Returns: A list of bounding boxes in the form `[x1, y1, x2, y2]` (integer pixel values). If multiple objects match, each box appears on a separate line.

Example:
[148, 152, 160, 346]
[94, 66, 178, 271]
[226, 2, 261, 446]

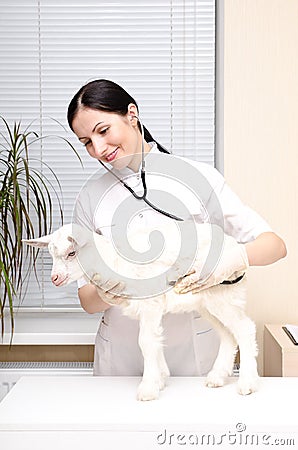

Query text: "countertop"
[0, 376, 297, 449]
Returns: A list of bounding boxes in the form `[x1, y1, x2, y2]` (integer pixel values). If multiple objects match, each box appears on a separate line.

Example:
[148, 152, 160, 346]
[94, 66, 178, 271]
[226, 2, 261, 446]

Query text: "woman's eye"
[67, 251, 76, 258]
[99, 127, 109, 135]
[83, 140, 92, 148]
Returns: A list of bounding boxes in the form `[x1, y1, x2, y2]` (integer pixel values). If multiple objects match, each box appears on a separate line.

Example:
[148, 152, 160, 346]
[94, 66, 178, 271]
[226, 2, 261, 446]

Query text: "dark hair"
[67, 79, 169, 153]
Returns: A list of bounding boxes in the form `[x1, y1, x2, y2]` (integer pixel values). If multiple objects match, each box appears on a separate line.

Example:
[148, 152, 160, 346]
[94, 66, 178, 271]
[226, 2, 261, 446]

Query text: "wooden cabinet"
[264, 324, 298, 376]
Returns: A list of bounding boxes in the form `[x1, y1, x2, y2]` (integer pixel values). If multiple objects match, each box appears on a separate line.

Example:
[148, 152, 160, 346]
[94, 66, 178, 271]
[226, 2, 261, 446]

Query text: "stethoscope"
[97, 117, 246, 287]
[98, 115, 184, 222]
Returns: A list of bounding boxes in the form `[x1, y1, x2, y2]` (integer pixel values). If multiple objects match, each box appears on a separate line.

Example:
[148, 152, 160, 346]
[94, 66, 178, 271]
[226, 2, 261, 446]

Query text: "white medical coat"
[74, 143, 272, 376]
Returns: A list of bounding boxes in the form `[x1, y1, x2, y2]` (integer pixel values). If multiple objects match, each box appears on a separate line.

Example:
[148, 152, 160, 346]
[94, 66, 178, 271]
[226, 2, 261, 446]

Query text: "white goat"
[24, 222, 259, 401]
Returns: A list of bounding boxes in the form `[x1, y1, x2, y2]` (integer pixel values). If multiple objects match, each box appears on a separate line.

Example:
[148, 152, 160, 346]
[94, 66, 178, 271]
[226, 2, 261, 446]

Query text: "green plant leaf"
[0, 117, 82, 338]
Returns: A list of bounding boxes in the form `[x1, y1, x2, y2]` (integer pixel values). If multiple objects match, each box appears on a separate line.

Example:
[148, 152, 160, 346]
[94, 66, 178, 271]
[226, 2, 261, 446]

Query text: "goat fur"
[23, 222, 259, 400]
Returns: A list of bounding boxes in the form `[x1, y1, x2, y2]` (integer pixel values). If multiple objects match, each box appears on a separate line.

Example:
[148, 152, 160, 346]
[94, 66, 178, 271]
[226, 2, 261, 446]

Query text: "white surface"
[0, 376, 296, 430]
[1, 332, 96, 345]
[1, 309, 100, 345]
[0, 376, 297, 450]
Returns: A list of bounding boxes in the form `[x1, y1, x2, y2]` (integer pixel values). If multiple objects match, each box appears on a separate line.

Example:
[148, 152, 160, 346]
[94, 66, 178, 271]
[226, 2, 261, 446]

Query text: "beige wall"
[223, 0, 298, 373]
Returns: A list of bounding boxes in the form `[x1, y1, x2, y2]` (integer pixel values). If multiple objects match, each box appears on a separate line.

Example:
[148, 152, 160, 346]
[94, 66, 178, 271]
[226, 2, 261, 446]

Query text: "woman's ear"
[127, 103, 139, 123]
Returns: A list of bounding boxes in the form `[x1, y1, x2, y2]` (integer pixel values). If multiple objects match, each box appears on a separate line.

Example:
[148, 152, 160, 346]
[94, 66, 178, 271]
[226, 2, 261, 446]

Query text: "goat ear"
[67, 234, 87, 248]
[65, 223, 91, 247]
[67, 235, 78, 246]
[22, 234, 53, 248]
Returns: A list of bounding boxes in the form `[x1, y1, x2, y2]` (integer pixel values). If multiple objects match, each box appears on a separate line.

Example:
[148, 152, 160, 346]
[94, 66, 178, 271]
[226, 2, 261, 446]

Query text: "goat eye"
[68, 251, 76, 258]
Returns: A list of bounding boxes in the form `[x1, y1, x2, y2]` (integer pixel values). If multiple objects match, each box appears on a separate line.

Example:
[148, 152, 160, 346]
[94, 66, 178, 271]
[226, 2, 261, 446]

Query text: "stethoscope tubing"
[98, 115, 183, 221]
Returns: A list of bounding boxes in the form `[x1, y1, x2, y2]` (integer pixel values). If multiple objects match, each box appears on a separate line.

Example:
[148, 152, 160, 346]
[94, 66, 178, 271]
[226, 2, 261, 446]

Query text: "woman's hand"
[174, 232, 287, 295]
[90, 273, 129, 306]
[174, 244, 249, 294]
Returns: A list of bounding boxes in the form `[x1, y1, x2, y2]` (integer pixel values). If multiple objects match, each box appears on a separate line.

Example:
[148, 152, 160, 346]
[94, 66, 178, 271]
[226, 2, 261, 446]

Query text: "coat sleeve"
[193, 162, 272, 243]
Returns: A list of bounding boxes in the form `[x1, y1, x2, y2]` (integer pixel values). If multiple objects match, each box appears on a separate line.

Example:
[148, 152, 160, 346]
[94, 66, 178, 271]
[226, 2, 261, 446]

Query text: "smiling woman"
[68, 78, 166, 171]
[0, 0, 216, 311]
[65, 77, 286, 379]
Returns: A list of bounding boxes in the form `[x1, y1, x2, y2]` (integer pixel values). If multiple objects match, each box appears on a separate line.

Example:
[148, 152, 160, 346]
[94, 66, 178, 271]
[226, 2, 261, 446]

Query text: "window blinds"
[0, 0, 215, 307]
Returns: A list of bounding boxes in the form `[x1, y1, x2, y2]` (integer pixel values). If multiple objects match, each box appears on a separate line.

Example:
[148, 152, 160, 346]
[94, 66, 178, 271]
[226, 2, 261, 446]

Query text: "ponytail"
[143, 126, 170, 154]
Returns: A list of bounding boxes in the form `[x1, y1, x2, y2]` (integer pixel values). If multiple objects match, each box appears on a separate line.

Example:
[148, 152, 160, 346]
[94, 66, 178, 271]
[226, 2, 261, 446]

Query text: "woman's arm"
[78, 277, 128, 314]
[245, 231, 287, 266]
[78, 284, 111, 314]
[174, 231, 287, 294]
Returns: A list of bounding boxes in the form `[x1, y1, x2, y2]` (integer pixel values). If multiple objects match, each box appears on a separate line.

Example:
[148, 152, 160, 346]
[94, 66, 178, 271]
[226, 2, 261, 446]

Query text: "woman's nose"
[91, 139, 108, 158]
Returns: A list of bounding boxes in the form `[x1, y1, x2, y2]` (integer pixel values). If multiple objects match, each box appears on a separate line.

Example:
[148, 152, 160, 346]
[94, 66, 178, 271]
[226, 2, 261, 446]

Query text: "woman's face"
[72, 105, 147, 171]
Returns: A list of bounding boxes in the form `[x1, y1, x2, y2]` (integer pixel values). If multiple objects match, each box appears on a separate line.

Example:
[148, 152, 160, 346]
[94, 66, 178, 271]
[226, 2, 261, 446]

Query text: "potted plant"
[0, 117, 81, 340]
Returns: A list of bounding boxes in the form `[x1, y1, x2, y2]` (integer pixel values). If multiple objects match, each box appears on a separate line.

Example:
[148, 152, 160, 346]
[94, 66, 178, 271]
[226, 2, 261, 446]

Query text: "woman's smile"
[105, 147, 119, 163]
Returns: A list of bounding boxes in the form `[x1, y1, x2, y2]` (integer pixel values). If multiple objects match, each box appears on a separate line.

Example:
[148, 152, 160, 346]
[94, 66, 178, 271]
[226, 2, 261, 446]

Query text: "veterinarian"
[67, 79, 287, 376]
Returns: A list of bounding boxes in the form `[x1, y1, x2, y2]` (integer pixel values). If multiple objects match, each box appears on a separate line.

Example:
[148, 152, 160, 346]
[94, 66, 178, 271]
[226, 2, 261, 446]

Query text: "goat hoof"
[205, 370, 225, 388]
[137, 381, 160, 401]
[159, 376, 168, 391]
[161, 366, 170, 378]
[159, 370, 170, 390]
[237, 376, 259, 395]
